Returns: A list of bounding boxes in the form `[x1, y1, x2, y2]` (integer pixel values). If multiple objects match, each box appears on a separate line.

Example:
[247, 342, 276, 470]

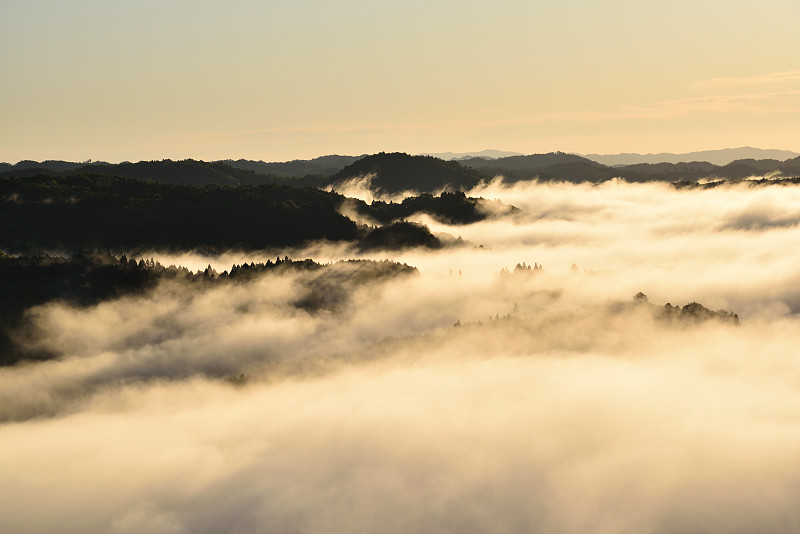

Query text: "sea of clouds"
[3, 180, 800, 533]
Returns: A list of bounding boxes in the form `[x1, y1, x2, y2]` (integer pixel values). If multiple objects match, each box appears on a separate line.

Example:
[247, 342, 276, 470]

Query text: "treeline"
[630, 292, 739, 325]
[660, 301, 739, 324]
[0, 251, 418, 366]
[0, 156, 364, 183]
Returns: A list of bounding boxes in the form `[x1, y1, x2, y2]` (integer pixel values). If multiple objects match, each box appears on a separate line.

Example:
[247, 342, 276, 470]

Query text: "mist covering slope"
[3, 173, 800, 533]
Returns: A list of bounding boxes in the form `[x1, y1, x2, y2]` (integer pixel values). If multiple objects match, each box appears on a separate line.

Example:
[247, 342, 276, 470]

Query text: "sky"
[2, 0, 800, 163]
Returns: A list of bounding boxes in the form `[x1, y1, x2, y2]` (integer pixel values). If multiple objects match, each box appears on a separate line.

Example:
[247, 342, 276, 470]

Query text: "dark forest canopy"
[0, 174, 514, 254]
[0, 174, 360, 252]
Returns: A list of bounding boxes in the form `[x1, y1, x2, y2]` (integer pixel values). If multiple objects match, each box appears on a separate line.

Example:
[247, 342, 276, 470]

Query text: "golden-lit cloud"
[3, 182, 800, 532]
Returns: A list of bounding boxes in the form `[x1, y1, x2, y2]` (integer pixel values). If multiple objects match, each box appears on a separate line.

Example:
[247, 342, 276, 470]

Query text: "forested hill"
[458, 152, 800, 183]
[0, 160, 89, 173]
[0, 174, 359, 252]
[0, 159, 325, 187]
[0, 157, 363, 186]
[460, 152, 597, 171]
[459, 152, 616, 183]
[78, 160, 275, 186]
[617, 157, 800, 182]
[220, 155, 363, 177]
[324, 152, 489, 194]
[0, 174, 517, 254]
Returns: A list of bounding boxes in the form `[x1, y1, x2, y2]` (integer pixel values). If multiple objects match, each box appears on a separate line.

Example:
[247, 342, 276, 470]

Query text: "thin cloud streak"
[621, 90, 800, 118]
[169, 90, 800, 153]
[694, 69, 800, 89]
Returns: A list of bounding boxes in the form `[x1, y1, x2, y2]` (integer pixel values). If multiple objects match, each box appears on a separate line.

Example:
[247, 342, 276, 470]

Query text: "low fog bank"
[402, 179, 800, 318]
[3, 308, 800, 533]
[150, 179, 800, 319]
[4, 180, 800, 532]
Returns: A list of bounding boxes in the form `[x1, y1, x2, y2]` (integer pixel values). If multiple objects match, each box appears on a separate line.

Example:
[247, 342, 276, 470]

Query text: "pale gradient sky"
[2, 0, 799, 163]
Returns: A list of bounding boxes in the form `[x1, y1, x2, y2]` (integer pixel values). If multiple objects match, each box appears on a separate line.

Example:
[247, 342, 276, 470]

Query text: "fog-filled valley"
[3, 175, 800, 533]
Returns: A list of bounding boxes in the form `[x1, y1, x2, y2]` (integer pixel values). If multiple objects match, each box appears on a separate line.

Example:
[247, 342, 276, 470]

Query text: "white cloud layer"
[3, 180, 800, 533]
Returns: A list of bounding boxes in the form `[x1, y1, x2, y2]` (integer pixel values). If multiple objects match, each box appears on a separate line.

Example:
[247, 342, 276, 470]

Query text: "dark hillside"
[460, 152, 630, 182]
[460, 152, 595, 171]
[221, 155, 363, 177]
[779, 157, 800, 176]
[0, 160, 305, 187]
[617, 161, 717, 181]
[76, 159, 275, 186]
[325, 153, 488, 194]
[3, 160, 93, 172]
[0, 174, 359, 253]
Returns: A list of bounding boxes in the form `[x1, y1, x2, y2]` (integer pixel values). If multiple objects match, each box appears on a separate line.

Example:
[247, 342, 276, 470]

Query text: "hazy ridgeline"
[3, 180, 800, 533]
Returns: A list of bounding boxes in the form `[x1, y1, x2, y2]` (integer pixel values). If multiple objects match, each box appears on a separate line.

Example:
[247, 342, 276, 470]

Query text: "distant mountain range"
[3, 148, 800, 194]
[419, 150, 524, 161]
[582, 147, 800, 166]
[0, 155, 370, 185]
[458, 152, 800, 184]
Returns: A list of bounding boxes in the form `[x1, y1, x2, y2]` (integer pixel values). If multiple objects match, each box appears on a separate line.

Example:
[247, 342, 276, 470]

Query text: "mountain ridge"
[418, 150, 524, 160]
[582, 147, 800, 166]
[4, 150, 800, 193]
